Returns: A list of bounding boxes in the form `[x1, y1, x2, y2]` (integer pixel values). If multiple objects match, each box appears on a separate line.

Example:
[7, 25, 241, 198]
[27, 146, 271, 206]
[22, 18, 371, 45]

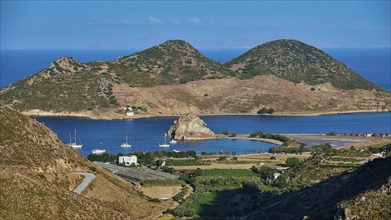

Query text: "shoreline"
[23, 109, 391, 120]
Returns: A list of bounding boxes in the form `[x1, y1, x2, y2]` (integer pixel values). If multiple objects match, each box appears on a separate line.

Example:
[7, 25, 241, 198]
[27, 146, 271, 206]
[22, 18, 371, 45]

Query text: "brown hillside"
[0, 103, 172, 219]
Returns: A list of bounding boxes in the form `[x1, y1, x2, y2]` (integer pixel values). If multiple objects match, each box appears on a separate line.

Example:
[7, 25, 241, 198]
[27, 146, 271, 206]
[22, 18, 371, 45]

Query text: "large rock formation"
[168, 113, 215, 140]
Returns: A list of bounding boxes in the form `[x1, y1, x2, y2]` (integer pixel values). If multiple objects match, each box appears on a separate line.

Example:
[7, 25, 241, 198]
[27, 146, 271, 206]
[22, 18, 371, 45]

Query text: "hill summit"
[225, 39, 382, 90]
[112, 39, 235, 87]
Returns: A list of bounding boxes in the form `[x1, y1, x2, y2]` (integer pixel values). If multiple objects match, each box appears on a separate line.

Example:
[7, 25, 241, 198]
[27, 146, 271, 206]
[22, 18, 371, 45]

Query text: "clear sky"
[1, 1, 390, 49]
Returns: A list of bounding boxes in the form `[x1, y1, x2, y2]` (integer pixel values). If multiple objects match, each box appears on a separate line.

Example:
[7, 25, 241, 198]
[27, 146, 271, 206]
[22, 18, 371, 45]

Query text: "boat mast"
[69, 132, 72, 144]
[74, 129, 77, 144]
[126, 130, 128, 144]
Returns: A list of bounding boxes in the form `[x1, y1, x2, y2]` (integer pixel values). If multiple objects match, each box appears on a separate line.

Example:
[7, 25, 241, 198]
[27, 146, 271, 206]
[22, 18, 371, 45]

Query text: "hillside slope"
[0, 103, 171, 219]
[245, 155, 391, 219]
[225, 39, 383, 90]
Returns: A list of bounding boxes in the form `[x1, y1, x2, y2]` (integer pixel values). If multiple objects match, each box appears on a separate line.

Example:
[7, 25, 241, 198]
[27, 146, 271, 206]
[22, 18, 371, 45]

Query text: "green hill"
[111, 39, 236, 87]
[225, 39, 383, 90]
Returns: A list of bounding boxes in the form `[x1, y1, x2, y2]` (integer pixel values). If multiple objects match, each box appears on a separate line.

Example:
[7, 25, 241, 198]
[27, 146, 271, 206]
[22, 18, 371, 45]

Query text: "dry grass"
[141, 185, 182, 199]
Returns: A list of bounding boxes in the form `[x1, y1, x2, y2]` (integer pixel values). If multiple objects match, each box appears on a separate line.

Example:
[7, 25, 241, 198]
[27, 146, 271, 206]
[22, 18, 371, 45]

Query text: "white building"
[119, 155, 138, 166]
[273, 173, 281, 179]
[124, 106, 134, 116]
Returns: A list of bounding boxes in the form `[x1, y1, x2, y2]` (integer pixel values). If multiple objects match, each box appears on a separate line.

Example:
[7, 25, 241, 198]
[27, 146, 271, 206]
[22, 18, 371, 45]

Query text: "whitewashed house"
[124, 106, 134, 116]
[119, 155, 138, 166]
[273, 173, 281, 179]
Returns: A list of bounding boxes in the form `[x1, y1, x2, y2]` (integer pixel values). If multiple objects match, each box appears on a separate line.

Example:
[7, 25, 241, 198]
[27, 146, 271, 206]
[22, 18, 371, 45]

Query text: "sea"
[1, 48, 391, 156]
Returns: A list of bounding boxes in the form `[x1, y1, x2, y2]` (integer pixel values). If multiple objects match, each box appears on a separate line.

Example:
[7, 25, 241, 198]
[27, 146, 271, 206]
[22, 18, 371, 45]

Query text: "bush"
[312, 143, 333, 153]
[257, 107, 274, 114]
[285, 157, 301, 167]
[272, 175, 287, 188]
[368, 146, 381, 154]
[229, 133, 237, 137]
[218, 156, 227, 161]
[223, 130, 229, 135]
[242, 181, 259, 193]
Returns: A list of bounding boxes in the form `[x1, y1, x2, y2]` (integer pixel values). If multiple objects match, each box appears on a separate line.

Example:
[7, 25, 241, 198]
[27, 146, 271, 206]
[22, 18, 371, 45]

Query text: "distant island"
[1, 39, 390, 119]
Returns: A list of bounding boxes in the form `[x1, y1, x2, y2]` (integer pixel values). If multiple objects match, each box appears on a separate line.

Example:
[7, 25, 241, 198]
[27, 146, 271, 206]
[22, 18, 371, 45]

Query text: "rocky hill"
[0, 39, 390, 117]
[112, 40, 236, 87]
[168, 113, 215, 140]
[225, 39, 383, 90]
[0, 103, 172, 219]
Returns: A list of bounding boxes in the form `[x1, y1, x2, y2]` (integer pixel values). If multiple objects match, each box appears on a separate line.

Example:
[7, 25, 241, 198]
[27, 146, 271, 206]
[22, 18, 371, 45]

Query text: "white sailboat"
[121, 130, 132, 148]
[68, 129, 83, 148]
[170, 139, 177, 144]
[159, 133, 170, 148]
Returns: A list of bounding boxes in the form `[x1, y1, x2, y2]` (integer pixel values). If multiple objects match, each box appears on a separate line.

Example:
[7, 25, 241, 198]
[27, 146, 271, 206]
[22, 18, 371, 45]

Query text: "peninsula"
[1, 39, 390, 119]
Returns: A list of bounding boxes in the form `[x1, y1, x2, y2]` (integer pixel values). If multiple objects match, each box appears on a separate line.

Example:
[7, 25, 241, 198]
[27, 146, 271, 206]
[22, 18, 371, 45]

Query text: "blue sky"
[1, 1, 390, 49]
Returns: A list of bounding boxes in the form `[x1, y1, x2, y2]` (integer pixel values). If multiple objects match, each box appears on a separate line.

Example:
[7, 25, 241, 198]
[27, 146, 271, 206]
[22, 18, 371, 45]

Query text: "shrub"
[368, 146, 381, 154]
[242, 181, 259, 193]
[229, 133, 237, 137]
[218, 156, 227, 161]
[223, 130, 229, 135]
[257, 107, 274, 114]
[285, 157, 301, 167]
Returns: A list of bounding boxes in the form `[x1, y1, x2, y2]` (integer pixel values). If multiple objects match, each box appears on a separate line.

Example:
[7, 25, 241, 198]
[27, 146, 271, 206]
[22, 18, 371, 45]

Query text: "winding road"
[72, 172, 96, 195]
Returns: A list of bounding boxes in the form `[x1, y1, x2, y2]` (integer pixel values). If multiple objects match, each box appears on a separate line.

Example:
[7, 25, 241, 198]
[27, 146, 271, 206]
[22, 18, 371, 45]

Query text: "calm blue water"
[35, 116, 276, 156]
[1, 48, 390, 91]
[35, 112, 391, 156]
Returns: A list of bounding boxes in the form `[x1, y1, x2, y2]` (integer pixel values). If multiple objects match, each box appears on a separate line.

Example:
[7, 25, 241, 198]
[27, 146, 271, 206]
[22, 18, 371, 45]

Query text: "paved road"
[93, 162, 176, 182]
[72, 172, 96, 194]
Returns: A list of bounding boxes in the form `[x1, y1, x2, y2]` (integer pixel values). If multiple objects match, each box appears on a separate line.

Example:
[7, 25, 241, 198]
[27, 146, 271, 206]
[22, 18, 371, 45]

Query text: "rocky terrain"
[0, 103, 172, 219]
[0, 39, 390, 118]
[168, 113, 215, 140]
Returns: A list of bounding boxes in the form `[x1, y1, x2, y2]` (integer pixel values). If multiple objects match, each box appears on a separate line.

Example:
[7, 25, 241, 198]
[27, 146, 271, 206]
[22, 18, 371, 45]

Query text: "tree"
[258, 166, 275, 183]
[285, 157, 301, 167]
[273, 175, 287, 188]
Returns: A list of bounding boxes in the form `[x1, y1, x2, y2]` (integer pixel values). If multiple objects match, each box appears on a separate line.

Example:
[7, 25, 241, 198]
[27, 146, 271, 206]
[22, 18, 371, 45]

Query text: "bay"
[35, 112, 391, 156]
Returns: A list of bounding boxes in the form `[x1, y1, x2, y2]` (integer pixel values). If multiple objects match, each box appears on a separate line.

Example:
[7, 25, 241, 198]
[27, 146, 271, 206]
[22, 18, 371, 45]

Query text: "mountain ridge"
[0, 39, 390, 117]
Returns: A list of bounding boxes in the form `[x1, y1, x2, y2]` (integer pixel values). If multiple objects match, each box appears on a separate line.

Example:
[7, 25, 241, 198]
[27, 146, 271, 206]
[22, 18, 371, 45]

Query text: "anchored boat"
[121, 130, 132, 148]
[68, 129, 83, 148]
[159, 133, 170, 148]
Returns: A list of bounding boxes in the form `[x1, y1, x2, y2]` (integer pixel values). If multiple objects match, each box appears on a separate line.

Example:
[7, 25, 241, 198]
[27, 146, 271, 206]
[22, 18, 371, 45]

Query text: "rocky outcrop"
[168, 113, 215, 140]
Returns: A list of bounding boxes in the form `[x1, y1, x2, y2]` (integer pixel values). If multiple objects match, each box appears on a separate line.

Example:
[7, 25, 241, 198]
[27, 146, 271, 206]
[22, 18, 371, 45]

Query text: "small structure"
[119, 155, 138, 166]
[273, 173, 281, 179]
[124, 106, 134, 116]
